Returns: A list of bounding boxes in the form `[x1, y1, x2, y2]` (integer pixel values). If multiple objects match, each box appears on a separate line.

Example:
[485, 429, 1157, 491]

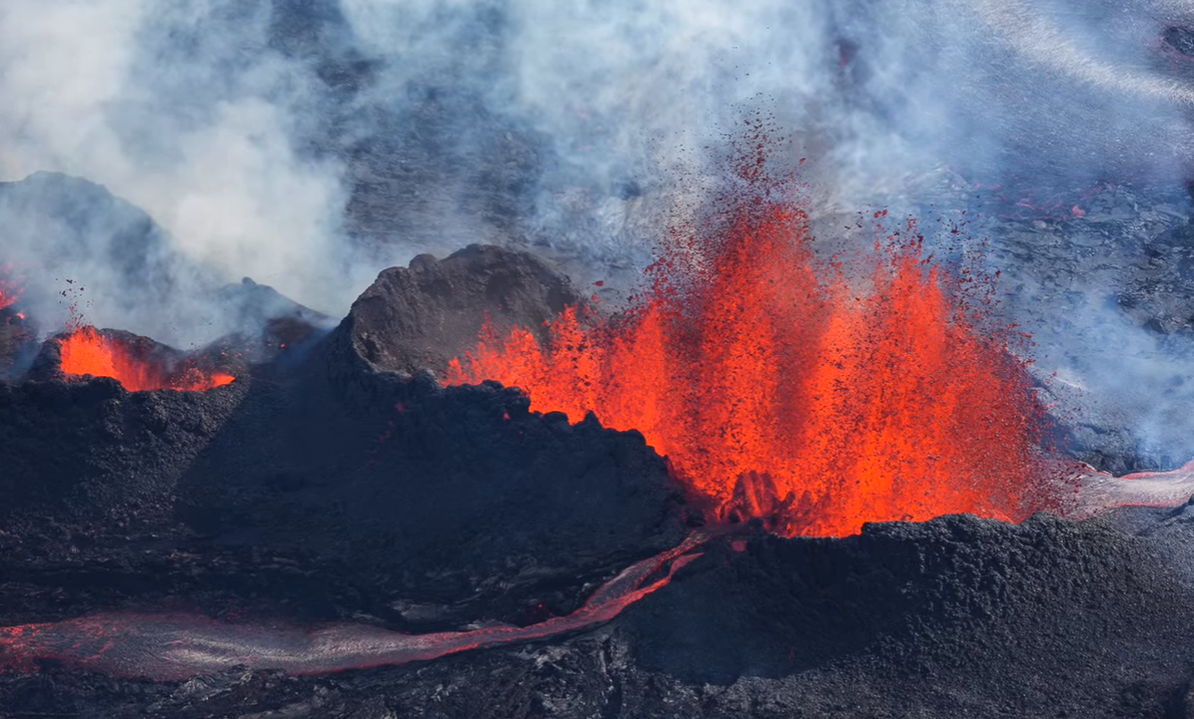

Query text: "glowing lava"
[58, 326, 235, 392]
[0, 532, 707, 680]
[449, 199, 1046, 537]
[0, 265, 22, 312]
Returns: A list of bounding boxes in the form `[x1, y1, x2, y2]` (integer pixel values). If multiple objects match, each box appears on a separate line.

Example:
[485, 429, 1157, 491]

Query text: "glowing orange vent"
[448, 200, 1044, 537]
[59, 326, 234, 392]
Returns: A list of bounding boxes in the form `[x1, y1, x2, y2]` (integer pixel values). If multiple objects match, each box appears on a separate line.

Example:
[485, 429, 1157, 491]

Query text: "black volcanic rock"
[0, 373, 246, 531]
[340, 244, 582, 375]
[0, 328, 247, 538]
[622, 515, 1194, 695]
[4, 515, 1194, 718]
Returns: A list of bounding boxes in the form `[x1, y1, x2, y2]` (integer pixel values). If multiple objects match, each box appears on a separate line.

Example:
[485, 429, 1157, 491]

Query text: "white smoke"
[0, 0, 346, 345]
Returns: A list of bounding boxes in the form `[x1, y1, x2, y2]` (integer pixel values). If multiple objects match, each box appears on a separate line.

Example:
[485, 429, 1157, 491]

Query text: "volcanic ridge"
[1, 221, 1194, 717]
[5, 154, 1194, 717]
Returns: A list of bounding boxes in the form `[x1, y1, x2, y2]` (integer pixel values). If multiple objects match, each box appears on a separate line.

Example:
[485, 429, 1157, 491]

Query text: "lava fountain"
[58, 326, 235, 392]
[449, 183, 1049, 537]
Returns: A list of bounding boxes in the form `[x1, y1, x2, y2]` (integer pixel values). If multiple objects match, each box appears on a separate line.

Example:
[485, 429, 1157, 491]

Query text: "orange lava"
[448, 198, 1045, 537]
[0, 265, 22, 311]
[59, 326, 235, 392]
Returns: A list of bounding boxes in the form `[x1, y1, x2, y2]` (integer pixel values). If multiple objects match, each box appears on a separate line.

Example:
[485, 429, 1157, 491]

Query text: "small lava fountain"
[58, 326, 235, 392]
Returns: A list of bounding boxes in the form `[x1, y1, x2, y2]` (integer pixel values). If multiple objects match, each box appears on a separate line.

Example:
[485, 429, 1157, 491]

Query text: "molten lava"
[0, 265, 22, 312]
[58, 326, 235, 392]
[449, 200, 1046, 537]
[0, 532, 707, 680]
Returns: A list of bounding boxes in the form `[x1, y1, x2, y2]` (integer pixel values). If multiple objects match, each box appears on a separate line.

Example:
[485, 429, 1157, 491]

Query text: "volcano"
[4, 214, 1194, 717]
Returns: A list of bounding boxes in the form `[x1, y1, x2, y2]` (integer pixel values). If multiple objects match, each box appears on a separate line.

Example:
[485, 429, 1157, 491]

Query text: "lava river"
[0, 533, 707, 681]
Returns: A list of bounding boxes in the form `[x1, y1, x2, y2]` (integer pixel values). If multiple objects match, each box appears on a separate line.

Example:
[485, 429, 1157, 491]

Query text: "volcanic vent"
[449, 188, 1050, 537]
[52, 326, 235, 392]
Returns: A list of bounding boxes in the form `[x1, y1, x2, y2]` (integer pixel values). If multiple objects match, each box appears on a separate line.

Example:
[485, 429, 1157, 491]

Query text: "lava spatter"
[58, 326, 235, 392]
[448, 166, 1047, 537]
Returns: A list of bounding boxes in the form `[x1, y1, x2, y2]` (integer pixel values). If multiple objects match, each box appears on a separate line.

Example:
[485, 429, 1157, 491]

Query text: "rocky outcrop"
[338, 244, 582, 376]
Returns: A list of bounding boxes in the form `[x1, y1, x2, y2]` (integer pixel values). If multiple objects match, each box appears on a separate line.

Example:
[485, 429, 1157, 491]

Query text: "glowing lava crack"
[0, 533, 707, 681]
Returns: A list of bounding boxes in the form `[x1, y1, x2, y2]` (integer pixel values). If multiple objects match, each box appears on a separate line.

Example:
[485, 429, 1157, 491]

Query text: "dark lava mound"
[342, 244, 582, 376]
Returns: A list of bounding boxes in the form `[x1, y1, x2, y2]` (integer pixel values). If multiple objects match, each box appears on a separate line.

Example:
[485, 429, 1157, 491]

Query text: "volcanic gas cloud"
[59, 326, 234, 392]
[449, 170, 1047, 537]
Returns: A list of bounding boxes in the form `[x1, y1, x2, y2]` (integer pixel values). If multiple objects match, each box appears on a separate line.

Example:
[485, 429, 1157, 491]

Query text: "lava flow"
[0, 533, 707, 681]
[449, 186, 1047, 537]
[58, 326, 234, 392]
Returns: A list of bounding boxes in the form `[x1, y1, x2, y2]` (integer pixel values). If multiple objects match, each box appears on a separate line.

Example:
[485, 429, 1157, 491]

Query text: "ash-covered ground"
[5, 180, 1194, 717]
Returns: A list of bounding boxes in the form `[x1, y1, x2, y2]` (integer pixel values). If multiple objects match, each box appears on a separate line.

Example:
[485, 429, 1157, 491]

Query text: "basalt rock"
[0, 374, 246, 532]
[339, 244, 582, 376]
[0, 332, 247, 533]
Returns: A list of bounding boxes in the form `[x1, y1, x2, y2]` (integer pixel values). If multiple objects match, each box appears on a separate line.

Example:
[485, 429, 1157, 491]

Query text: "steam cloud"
[4, 0, 1194, 463]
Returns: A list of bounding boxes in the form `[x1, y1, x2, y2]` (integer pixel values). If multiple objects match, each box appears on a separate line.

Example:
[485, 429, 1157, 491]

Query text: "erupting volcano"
[58, 326, 235, 392]
[449, 176, 1048, 537]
